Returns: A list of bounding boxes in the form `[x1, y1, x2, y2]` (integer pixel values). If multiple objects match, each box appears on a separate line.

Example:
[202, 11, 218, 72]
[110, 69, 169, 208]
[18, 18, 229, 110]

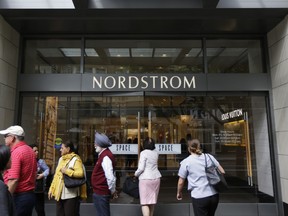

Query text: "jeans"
[93, 193, 111, 216]
[14, 191, 35, 216]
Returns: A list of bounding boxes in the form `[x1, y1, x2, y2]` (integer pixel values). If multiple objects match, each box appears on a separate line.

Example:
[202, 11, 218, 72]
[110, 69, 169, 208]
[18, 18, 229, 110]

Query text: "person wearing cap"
[0, 125, 37, 216]
[48, 140, 87, 216]
[91, 132, 117, 216]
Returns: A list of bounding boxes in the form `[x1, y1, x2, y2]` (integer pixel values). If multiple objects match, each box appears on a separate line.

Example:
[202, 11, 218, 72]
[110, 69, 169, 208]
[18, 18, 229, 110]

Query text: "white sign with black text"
[109, 144, 181, 155]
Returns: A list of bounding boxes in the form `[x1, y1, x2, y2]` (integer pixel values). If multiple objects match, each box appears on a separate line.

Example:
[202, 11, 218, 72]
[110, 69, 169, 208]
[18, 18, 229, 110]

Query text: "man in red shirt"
[0, 125, 37, 216]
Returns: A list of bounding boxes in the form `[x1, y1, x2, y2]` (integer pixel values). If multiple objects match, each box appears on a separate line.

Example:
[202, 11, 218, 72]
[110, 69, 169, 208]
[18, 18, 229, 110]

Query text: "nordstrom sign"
[92, 74, 196, 91]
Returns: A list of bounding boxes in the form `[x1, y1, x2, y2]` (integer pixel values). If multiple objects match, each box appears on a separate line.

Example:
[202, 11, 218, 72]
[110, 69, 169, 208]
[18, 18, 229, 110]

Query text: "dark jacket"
[0, 178, 16, 216]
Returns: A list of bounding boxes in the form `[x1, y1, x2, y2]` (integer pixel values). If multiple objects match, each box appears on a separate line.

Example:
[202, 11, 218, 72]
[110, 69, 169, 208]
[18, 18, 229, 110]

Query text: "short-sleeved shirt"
[4, 141, 37, 193]
[178, 153, 219, 199]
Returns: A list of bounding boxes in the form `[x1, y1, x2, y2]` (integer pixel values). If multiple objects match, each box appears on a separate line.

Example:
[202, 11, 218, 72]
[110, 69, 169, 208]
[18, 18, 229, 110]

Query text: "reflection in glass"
[206, 39, 263, 73]
[23, 39, 81, 74]
[20, 94, 274, 204]
[22, 38, 265, 74]
[84, 40, 203, 74]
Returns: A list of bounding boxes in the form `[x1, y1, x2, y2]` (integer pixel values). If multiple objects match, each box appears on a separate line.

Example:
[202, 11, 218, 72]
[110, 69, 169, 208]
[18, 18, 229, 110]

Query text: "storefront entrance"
[21, 92, 275, 208]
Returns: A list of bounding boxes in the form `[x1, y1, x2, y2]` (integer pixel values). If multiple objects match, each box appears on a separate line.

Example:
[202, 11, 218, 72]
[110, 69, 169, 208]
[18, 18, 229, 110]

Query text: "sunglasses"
[4, 134, 12, 138]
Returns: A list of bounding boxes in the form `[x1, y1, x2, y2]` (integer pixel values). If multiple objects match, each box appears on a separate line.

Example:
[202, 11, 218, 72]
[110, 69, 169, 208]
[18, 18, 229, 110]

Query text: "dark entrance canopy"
[0, 0, 288, 35]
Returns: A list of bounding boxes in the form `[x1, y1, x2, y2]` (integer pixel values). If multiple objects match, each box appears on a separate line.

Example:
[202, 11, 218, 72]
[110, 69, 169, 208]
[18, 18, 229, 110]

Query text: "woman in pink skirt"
[134, 137, 162, 216]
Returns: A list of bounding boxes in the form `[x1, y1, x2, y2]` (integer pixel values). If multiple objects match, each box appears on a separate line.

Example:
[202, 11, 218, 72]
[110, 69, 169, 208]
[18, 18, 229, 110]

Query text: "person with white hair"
[91, 132, 117, 216]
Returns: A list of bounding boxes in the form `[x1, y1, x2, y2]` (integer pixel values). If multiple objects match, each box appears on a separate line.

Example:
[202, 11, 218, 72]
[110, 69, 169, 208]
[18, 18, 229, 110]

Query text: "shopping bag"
[122, 176, 139, 198]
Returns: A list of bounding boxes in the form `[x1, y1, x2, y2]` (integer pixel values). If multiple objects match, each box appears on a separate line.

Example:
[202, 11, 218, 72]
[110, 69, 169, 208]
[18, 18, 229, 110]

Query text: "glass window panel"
[21, 93, 274, 206]
[85, 48, 98, 57]
[23, 39, 81, 74]
[131, 48, 153, 57]
[206, 39, 264, 73]
[60, 48, 81, 57]
[84, 40, 203, 74]
[154, 48, 181, 57]
[108, 48, 130, 57]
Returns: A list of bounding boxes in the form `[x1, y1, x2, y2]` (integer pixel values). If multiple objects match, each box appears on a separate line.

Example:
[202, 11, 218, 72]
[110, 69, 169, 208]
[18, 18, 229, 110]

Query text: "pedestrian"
[0, 144, 16, 216]
[29, 144, 50, 216]
[176, 139, 225, 216]
[91, 132, 117, 216]
[48, 140, 87, 216]
[134, 137, 162, 216]
[0, 125, 37, 216]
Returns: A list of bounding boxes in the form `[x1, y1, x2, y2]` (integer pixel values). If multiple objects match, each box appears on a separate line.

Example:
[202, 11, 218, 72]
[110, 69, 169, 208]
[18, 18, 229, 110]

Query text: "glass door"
[21, 93, 274, 204]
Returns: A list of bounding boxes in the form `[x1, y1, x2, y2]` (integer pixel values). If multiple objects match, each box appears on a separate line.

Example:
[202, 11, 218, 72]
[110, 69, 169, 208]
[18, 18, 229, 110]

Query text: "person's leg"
[191, 196, 209, 216]
[208, 194, 219, 216]
[56, 200, 65, 216]
[35, 192, 46, 216]
[141, 205, 150, 216]
[93, 193, 111, 216]
[63, 197, 80, 216]
[14, 192, 35, 216]
[149, 204, 155, 216]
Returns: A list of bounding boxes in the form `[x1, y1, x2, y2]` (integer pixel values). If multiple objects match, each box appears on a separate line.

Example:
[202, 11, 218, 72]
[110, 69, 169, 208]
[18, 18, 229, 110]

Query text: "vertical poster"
[43, 97, 58, 171]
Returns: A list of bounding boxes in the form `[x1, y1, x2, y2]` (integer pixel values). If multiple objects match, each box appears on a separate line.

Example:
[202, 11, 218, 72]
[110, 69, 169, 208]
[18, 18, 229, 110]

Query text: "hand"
[176, 192, 182, 200]
[48, 191, 53, 200]
[36, 173, 44, 180]
[61, 167, 67, 174]
[112, 191, 118, 199]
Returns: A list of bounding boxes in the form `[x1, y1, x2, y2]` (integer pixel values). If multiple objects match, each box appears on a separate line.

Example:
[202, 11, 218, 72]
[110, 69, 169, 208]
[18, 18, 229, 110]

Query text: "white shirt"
[99, 148, 116, 193]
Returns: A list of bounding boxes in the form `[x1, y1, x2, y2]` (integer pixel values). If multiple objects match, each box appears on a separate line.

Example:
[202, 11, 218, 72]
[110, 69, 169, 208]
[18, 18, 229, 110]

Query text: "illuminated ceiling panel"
[85, 48, 98, 57]
[131, 48, 153, 57]
[60, 48, 81, 57]
[0, 0, 75, 9]
[185, 48, 203, 57]
[154, 48, 181, 57]
[108, 48, 130, 57]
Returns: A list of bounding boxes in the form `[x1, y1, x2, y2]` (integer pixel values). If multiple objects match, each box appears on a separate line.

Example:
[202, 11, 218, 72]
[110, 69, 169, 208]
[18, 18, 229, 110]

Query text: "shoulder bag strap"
[206, 153, 217, 168]
[65, 155, 76, 168]
[65, 155, 87, 180]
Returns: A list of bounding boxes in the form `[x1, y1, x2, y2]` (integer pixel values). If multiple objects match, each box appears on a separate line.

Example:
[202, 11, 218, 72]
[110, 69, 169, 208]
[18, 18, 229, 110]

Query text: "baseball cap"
[0, 125, 25, 137]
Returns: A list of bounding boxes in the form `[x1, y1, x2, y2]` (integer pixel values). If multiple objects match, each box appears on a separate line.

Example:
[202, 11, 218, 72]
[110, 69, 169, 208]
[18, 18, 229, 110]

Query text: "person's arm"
[209, 154, 225, 174]
[37, 159, 50, 179]
[48, 157, 62, 200]
[176, 177, 185, 200]
[7, 179, 18, 194]
[134, 152, 147, 177]
[102, 156, 116, 194]
[6, 151, 21, 194]
[40, 159, 50, 177]
[218, 165, 225, 174]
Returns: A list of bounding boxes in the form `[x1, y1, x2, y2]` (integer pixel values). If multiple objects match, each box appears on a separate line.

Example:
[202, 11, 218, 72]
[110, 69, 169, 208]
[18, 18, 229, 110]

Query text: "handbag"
[204, 154, 228, 192]
[122, 176, 139, 199]
[35, 178, 45, 193]
[63, 156, 87, 188]
[64, 174, 86, 188]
